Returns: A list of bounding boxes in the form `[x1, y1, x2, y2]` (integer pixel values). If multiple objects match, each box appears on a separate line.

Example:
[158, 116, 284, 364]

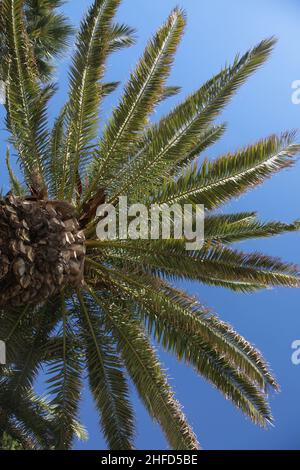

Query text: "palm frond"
[77, 290, 135, 450]
[45, 104, 66, 197]
[85, 8, 186, 200]
[3, 0, 51, 190]
[5, 147, 26, 196]
[159, 85, 182, 103]
[1, 422, 35, 449]
[85, 267, 275, 425]
[101, 81, 120, 97]
[24, 0, 74, 81]
[205, 213, 300, 245]
[57, 0, 122, 201]
[1, 300, 61, 394]
[87, 264, 276, 390]
[108, 22, 136, 52]
[89, 288, 200, 450]
[154, 132, 300, 208]
[113, 124, 226, 203]
[106, 38, 276, 202]
[1, 1, 300, 450]
[0, 388, 56, 449]
[46, 296, 84, 450]
[89, 238, 300, 291]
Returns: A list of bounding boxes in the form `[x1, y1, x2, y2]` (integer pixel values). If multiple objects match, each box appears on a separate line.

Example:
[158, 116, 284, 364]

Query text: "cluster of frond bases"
[0, 194, 86, 307]
[0, 0, 300, 450]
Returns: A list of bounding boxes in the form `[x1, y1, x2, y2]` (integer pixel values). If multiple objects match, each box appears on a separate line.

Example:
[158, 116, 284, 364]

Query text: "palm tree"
[23, 0, 74, 81]
[0, 0, 74, 82]
[0, 0, 299, 450]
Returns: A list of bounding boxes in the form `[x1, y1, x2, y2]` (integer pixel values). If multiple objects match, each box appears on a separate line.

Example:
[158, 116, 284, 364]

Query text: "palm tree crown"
[0, 0, 299, 450]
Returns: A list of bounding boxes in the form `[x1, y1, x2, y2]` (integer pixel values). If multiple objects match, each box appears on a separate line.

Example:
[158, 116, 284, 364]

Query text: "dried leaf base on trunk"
[0, 194, 86, 307]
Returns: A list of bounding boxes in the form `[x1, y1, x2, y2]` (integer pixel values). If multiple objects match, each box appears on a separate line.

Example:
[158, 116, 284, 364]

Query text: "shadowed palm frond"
[45, 295, 85, 450]
[24, 0, 74, 81]
[77, 291, 135, 450]
[86, 263, 278, 424]
[89, 288, 201, 450]
[0, 385, 56, 449]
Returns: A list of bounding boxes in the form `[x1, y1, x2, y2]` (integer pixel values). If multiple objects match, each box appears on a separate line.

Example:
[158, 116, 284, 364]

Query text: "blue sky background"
[1, 0, 300, 450]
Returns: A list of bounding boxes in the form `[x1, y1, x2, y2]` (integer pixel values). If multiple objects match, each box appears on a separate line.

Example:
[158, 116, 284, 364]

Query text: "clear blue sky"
[1, 0, 300, 450]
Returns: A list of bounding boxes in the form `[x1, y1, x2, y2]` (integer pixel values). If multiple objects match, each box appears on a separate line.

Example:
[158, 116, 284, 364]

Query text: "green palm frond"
[88, 237, 300, 291]
[0, 363, 56, 449]
[170, 123, 226, 173]
[159, 85, 182, 102]
[5, 306, 60, 393]
[113, 124, 226, 203]
[105, 38, 275, 202]
[0, 298, 61, 447]
[1, 390, 55, 449]
[205, 213, 300, 244]
[1, 425, 33, 449]
[87, 263, 277, 390]
[147, 282, 278, 392]
[85, 8, 186, 200]
[89, 288, 200, 450]
[57, 0, 122, 200]
[77, 291, 135, 450]
[85, 264, 276, 425]
[3, 0, 51, 190]
[101, 81, 120, 96]
[46, 296, 84, 450]
[153, 132, 300, 208]
[5, 147, 26, 196]
[45, 104, 66, 196]
[108, 22, 136, 52]
[24, 0, 74, 81]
